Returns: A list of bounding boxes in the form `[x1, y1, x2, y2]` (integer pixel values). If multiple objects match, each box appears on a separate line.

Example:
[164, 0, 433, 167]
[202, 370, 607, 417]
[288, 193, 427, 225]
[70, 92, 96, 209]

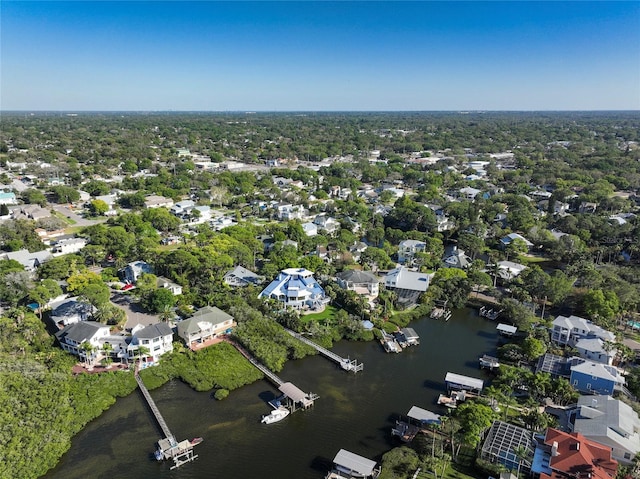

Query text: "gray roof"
[336, 270, 380, 284]
[177, 306, 234, 336]
[51, 299, 93, 319]
[332, 449, 377, 476]
[278, 382, 309, 403]
[407, 406, 441, 424]
[134, 322, 173, 340]
[444, 372, 484, 391]
[55, 321, 108, 343]
[384, 267, 430, 292]
[224, 265, 262, 284]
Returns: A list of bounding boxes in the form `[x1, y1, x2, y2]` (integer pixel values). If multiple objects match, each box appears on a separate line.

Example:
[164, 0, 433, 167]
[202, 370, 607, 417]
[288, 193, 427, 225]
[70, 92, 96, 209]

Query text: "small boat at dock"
[261, 406, 290, 424]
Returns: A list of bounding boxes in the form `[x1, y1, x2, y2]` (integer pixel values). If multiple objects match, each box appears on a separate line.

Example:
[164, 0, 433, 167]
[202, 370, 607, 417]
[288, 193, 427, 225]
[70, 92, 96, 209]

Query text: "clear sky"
[2, 1, 639, 111]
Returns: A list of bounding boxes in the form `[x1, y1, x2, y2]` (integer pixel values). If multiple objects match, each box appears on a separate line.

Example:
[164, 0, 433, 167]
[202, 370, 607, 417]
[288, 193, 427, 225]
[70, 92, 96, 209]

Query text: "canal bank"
[44, 308, 499, 479]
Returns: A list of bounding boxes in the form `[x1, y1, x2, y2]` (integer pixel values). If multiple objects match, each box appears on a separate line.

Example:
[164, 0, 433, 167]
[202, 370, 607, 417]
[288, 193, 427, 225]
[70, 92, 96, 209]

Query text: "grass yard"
[301, 305, 338, 323]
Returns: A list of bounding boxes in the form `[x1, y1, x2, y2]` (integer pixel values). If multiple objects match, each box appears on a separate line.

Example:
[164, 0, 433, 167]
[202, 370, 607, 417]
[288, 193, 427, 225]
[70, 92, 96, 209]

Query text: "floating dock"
[479, 306, 502, 320]
[285, 328, 363, 372]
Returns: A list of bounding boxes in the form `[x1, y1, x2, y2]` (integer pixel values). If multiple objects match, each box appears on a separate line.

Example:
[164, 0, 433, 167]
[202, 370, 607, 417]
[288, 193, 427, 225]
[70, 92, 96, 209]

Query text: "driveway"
[52, 204, 106, 227]
[111, 291, 160, 332]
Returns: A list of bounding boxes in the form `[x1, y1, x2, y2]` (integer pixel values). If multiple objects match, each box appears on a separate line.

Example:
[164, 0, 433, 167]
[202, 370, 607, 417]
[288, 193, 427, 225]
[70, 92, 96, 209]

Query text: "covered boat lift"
[444, 372, 484, 394]
[279, 382, 318, 410]
[497, 323, 517, 337]
[326, 449, 381, 479]
[407, 406, 441, 425]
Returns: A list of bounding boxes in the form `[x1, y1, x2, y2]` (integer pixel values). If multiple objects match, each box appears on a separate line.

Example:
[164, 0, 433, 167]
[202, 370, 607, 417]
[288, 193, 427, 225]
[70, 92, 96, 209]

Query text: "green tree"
[453, 401, 495, 448]
[89, 199, 109, 216]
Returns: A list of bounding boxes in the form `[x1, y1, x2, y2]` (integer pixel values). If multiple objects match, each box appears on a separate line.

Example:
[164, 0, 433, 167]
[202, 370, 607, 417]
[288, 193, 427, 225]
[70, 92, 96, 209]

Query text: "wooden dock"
[135, 371, 199, 469]
[285, 328, 363, 372]
[228, 339, 319, 411]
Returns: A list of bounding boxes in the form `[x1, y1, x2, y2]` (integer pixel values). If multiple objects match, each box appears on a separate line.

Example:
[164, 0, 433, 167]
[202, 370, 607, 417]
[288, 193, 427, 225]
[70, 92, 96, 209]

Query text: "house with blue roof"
[569, 360, 625, 396]
[258, 268, 329, 310]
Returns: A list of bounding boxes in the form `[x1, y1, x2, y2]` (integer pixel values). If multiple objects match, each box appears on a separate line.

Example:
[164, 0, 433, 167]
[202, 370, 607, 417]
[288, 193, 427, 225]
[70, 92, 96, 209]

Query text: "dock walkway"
[135, 370, 199, 469]
[135, 371, 174, 442]
[284, 328, 363, 372]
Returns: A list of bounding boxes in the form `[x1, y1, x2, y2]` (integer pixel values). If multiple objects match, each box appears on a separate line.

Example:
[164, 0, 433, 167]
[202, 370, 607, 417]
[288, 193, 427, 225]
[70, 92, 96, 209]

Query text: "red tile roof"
[540, 428, 617, 479]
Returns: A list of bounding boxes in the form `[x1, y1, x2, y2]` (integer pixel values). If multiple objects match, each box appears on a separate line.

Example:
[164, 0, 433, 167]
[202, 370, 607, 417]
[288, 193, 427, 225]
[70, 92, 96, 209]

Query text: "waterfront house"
[480, 421, 535, 474]
[129, 322, 174, 364]
[301, 222, 318, 237]
[550, 315, 615, 348]
[223, 265, 264, 288]
[123, 260, 153, 284]
[177, 306, 236, 349]
[496, 260, 527, 281]
[258, 268, 329, 310]
[569, 395, 640, 465]
[575, 337, 616, 365]
[383, 267, 430, 306]
[569, 360, 625, 396]
[55, 321, 111, 363]
[335, 269, 380, 300]
[531, 428, 617, 479]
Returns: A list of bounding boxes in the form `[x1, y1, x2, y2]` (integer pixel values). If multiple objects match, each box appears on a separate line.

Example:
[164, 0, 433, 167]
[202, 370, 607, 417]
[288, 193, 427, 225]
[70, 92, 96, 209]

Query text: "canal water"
[44, 309, 499, 479]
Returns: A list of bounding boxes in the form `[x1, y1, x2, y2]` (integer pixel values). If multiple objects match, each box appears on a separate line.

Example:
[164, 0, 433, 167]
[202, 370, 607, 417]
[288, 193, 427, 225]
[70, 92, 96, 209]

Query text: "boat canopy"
[444, 372, 484, 392]
[407, 406, 441, 424]
[332, 449, 377, 477]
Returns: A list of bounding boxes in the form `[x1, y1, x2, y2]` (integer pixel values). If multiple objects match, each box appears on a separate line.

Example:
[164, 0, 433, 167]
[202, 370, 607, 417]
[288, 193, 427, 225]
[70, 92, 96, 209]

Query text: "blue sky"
[2, 1, 639, 111]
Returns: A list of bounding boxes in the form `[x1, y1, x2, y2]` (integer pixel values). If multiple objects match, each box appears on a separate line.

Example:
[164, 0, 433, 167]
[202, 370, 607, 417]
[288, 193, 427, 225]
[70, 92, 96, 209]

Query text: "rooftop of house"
[134, 322, 173, 340]
[55, 321, 109, 343]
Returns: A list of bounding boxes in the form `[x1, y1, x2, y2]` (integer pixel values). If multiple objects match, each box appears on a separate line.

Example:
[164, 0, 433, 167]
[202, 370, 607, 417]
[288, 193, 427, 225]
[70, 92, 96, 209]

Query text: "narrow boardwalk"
[135, 371, 174, 441]
[284, 328, 363, 372]
[226, 339, 284, 386]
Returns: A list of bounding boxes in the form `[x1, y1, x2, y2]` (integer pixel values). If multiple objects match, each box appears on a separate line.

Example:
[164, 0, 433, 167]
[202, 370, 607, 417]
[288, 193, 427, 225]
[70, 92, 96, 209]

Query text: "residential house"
[313, 214, 341, 234]
[13, 204, 51, 221]
[435, 213, 456, 232]
[496, 261, 528, 281]
[575, 337, 616, 365]
[258, 268, 329, 310]
[177, 306, 236, 349]
[1, 249, 53, 273]
[459, 186, 482, 200]
[301, 222, 318, 237]
[129, 322, 174, 364]
[94, 194, 118, 215]
[383, 267, 430, 306]
[144, 195, 174, 209]
[500, 233, 534, 250]
[50, 297, 95, 327]
[123, 260, 153, 284]
[443, 247, 472, 269]
[223, 266, 264, 288]
[569, 395, 640, 465]
[51, 237, 87, 256]
[277, 203, 305, 221]
[335, 270, 380, 300]
[480, 421, 535, 474]
[348, 241, 368, 262]
[551, 315, 616, 348]
[55, 321, 111, 363]
[156, 276, 182, 295]
[0, 191, 18, 205]
[171, 199, 196, 216]
[569, 360, 625, 396]
[531, 428, 617, 479]
[397, 239, 426, 265]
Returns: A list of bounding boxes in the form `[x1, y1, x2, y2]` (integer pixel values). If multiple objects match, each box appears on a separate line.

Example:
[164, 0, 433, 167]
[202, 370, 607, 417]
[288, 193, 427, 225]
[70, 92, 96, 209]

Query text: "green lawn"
[516, 254, 548, 264]
[301, 305, 338, 323]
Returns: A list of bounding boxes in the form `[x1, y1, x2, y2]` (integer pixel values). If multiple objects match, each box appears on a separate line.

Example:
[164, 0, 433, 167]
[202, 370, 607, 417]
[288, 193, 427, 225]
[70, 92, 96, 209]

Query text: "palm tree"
[80, 341, 95, 366]
[101, 342, 113, 367]
[513, 445, 530, 478]
[136, 345, 150, 368]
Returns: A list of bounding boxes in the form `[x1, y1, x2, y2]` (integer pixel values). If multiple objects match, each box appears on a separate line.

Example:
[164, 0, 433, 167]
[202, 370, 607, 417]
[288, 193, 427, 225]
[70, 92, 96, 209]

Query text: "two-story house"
[177, 306, 236, 349]
[569, 360, 626, 396]
[123, 260, 153, 284]
[551, 315, 616, 348]
[258, 268, 329, 310]
[128, 322, 174, 364]
[397, 240, 426, 265]
[55, 321, 111, 363]
[335, 270, 380, 300]
[569, 395, 640, 465]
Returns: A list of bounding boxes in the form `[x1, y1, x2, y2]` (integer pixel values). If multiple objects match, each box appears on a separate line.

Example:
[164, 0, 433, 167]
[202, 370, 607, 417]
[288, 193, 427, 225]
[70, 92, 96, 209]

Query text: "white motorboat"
[261, 406, 290, 424]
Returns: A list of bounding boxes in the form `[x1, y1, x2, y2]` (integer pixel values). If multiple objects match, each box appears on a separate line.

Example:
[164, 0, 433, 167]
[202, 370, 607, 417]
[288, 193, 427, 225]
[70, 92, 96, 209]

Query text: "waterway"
[44, 308, 500, 479]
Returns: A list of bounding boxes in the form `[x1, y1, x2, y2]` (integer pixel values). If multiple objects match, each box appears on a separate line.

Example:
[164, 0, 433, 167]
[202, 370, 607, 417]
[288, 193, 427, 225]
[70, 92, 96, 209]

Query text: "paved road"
[52, 204, 106, 227]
